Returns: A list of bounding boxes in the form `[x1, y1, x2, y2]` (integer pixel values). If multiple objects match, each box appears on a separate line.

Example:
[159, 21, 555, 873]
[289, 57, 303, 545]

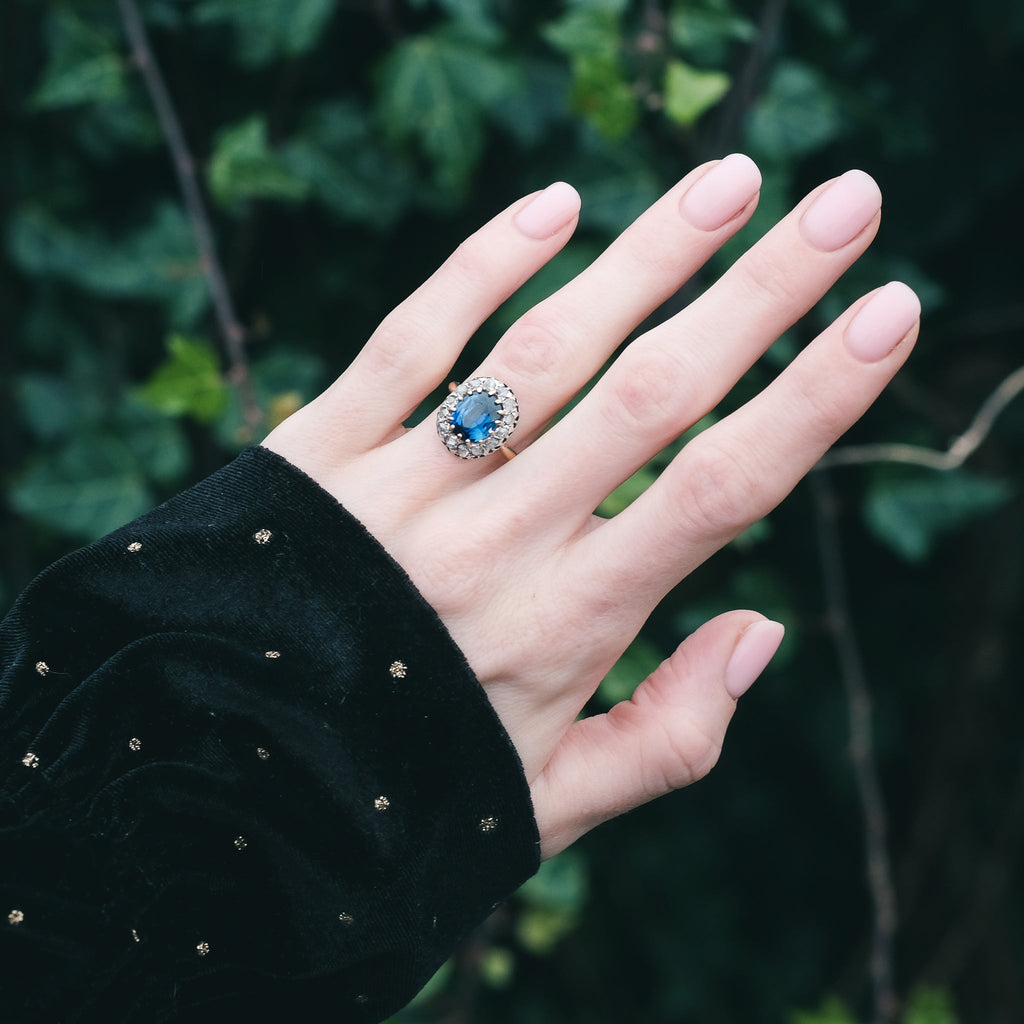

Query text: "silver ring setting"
[437, 377, 519, 459]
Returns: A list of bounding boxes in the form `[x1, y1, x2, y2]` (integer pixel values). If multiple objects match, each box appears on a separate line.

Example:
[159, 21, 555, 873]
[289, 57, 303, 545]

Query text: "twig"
[811, 473, 899, 1024]
[818, 364, 1024, 472]
[706, 0, 788, 158]
[117, 0, 262, 434]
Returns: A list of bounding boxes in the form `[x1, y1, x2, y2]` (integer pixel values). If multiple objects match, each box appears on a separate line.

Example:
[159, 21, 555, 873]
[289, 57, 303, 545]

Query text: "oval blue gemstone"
[451, 392, 501, 442]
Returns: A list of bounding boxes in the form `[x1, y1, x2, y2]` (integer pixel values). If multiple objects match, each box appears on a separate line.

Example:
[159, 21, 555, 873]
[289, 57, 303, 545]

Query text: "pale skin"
[263, 154, 921, 860]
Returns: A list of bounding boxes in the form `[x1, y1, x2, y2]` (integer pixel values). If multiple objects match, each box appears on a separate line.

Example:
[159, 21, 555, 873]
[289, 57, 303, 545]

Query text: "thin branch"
[818, 364, 1024, 472]
[811, 474, 899, 1024]
[117, 0, 263, 434]
[706, 0, 788, 158]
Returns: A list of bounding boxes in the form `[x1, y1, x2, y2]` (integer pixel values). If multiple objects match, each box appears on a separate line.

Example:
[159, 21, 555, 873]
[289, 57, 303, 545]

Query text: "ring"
[436, 377, 519, 459]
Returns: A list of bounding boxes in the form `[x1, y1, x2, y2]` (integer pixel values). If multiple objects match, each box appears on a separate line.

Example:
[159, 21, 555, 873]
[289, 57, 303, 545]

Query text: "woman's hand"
[263, 155, 920, 858]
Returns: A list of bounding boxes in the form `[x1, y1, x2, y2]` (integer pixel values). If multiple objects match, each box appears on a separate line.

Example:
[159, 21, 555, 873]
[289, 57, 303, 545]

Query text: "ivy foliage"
[4, 0, 1024, 1021]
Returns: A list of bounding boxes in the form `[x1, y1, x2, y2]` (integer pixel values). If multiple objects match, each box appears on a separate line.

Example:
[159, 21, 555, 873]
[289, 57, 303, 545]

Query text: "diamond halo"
[436, 377, 519, 459]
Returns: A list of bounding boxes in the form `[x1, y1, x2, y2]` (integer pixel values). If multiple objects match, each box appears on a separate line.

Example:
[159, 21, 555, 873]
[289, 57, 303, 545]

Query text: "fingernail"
[679, 154, 762, 231]
[514, 181, 581, 240]
[724, 619, 785, 700]
[844, 281, 921, 363]
[800, 170, 882, 252]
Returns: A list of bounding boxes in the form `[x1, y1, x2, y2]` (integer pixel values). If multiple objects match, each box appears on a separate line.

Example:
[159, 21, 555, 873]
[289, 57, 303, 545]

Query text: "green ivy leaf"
[194, 0, 336, 66]
[568, 53, 638, 138]
[280, 101, 413, 226]
[376, 25, 517, 193]
[663, 59, 731, 127]
[7, 202, 208, 327]
[864, 470, 1014, 563]
[208, 115, 310, 208]
[669, 1, 756, 62]
[212, 348, 326, 449]
[543, 6, 637, 138]
[10, 436, 152, 542]
[516, 851, 588, 955]
[31, 9, 126, 110]
[543, 7, 621, 59]
[136, 335, 229, 423]
[903, 986, 960, 1024]
[744, 60, 844, 160]
[598, 634, 664, 706]
[790, 995, 859, 1024]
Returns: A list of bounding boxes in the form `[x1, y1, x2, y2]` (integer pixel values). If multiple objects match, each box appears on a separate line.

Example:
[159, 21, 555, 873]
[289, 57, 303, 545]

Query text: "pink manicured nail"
[724, 619, 785, 700]
[679, 154, 762, 231]
[800, 170, 882, 252]
[844, 281, 921, 363]
[514, 182, 581, 240]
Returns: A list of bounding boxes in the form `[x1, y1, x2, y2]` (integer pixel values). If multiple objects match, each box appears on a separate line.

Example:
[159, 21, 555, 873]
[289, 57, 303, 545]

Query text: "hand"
[263, 155, 920, 859]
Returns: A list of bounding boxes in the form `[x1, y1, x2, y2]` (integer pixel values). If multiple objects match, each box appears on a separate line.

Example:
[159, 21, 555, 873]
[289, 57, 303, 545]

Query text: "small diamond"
[253, 529, 272, 545]
[479, 817, 499, 833]
[374, 796, 390, 812]
[8, 910, 25, 926]
[35, 661, 49, 677]
[127, 541, 142, 553]
[265, 650, 281, 659]
[128, 738, 142, 752]
[234, 836, 247, 851]
[256, 747, 270, 761]
[21, 753, 40, 769]
[338, 912, 354, 925]
[389, 661, 407, 679]
[196, 941, 210, 957]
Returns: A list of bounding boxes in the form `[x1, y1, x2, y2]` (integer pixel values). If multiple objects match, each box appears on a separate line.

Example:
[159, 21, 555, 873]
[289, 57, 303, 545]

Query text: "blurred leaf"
[117, 400, 190, 485]
[213, 348, 326, 449]
[543, 6, 637, 138]
[669, 1, 756, 62]
[376, 25, 517, 192]
[598, 634, 664, 706]
[208, 115, 310, 208]
[136, 335, 230, 423]
[479, 947, 515, 989]
[864, 470, 1014, 562]
[7, 202, 208, 326]
[598, 460, 660, 517]
[744, 60, 844, 160]
[280, 101, 413, 226]
[194, 0, 336, 66]
[543, 7, 620, 58]
[790, 996, 859, 1024]
[663, 58, 731, 127]
[16, 373, 97, 442]
[516, 851, 588, 955]
[903, 986, 959, 1024]
[10, 436, 153, 542]
[32, 8, 126, 110]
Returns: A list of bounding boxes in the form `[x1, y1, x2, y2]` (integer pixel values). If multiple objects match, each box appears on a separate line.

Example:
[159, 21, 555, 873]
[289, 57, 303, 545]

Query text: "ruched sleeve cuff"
[0, 446, 540, 1022]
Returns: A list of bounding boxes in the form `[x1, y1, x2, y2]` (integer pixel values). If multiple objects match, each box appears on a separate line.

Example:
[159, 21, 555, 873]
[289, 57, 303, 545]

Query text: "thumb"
[530, 612, 784, 859]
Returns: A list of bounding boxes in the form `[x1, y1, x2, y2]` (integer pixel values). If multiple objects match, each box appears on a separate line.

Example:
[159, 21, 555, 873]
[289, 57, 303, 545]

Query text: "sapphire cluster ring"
[437, 377, 520, 459]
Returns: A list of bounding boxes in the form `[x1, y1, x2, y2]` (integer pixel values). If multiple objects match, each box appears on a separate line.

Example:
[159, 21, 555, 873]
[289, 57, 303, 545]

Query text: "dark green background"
[3, 1, 1023, 1021]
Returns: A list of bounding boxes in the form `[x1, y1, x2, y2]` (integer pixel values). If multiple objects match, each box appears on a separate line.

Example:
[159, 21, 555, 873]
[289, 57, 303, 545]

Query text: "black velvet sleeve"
[0, 446, 540, 1022]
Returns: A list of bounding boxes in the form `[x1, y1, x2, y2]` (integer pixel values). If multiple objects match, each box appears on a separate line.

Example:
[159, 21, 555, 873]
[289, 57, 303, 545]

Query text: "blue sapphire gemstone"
[451, 392, 501, 442]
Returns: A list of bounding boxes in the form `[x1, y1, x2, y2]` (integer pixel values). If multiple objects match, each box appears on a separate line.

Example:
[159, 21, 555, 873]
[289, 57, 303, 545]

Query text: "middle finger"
[516, 169, 884, 517]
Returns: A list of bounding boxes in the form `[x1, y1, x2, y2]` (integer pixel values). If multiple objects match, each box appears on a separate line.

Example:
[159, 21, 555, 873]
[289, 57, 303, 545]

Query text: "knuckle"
[603, 344, 689, 437]
[445, 233, 496, 294]
[500, 311, 571, 381]
[735, 246, 808, 309]
[679, 439, 763, 538]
